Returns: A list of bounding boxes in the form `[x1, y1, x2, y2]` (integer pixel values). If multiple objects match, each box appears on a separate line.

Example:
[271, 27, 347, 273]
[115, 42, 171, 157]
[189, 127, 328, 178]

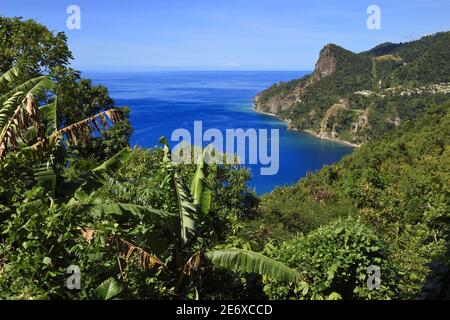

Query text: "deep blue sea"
[87, 71, 354, 194]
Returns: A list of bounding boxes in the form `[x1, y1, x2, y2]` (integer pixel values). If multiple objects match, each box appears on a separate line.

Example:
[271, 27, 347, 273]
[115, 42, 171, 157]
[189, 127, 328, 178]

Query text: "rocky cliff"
[253, 43, 350, 115]
[311, 44, 340, 81]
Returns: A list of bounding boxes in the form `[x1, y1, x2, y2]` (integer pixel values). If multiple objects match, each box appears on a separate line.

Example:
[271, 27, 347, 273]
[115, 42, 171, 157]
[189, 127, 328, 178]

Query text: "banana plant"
[0, 66, 126, 160]
[77, 141, 303, 298]
[160, 137, 198, 247]
[190, 150, 211, 215]
[157, 139, 303, 297]
[0, 73, 53, 158]
[35, 147, 133, 201]
[2, 67, 304, 298]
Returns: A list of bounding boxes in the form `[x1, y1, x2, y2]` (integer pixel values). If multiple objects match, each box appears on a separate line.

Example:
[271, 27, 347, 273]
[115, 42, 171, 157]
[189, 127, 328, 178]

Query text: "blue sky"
[1, 0, 449, 71]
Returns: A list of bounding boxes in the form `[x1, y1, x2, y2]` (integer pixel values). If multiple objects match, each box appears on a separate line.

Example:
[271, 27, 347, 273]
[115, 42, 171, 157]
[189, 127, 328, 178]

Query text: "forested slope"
[254, 32, 450, 145]
[251, 101, 450, 298]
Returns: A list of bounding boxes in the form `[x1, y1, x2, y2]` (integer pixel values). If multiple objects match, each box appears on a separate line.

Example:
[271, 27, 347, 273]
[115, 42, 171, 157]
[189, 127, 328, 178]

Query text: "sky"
[1, 0, 449, 71]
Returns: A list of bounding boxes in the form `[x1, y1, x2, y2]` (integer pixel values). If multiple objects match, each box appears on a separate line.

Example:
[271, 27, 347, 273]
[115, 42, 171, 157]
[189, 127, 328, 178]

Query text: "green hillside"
[1, 16, 449, 300]
[248, 101, 450, 298]
[254, 32, 450, 145]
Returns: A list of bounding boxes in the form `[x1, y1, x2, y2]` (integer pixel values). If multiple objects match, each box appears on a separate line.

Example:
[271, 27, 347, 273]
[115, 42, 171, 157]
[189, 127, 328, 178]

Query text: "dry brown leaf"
[112, 237, 165, 269]
[100, 113, 107, 127]
[25, 93, 37, 118]
[28, 109, 125, 157]
[80, 227, 96, 243]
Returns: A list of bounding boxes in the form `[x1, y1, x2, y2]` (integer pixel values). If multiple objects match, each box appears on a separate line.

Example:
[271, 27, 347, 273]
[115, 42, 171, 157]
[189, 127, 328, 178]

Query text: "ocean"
[87, 71, 354, 194]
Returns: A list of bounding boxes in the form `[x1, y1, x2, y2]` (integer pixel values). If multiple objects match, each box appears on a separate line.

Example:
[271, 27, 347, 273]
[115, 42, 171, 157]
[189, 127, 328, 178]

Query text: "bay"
[87, 71, 354, 194]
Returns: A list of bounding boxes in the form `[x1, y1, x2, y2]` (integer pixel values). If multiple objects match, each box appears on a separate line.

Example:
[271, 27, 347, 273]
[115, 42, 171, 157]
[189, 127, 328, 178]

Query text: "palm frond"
[205, 248, 303, 283]
[32, 108, 125, 152]
[0, 92, 24, 158]
[39, 98, 57, 134]
[190, 150, 211, 215]
[160, 138, 198, 245]
[0, 76, 53, 106]
[34, 162, 56, 196]
[0, 66, 20, 89]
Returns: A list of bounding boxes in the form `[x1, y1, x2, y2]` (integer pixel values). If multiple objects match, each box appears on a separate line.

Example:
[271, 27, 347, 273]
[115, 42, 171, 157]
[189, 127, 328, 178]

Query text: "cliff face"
[312, 44, 339, 81]
[253, 85, 301, 114]
[253, 32, 450, 146]
[253, 43, 344, 115]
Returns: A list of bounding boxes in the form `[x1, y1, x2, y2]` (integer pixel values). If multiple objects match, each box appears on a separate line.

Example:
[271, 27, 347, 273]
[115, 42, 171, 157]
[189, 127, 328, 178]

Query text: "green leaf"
[93, 148, 131, 173]
[0, 66, 20, 88]
[74, 188, 89, 202]
[174, 171, 198, 243]
[326, 263, 339, 281]
[160, 138, 198, 244]
[205, 248, 303, 283]
[200, 190, 211, 215]
[190, 150, 211, 214]
[42, 257, 52, 266]
[95, 277, 122, 300]
[327, 292, 343, 300]
[34, 162, 56, 196]
[39, 99, 57, 134]
[0, 91, 23, 144]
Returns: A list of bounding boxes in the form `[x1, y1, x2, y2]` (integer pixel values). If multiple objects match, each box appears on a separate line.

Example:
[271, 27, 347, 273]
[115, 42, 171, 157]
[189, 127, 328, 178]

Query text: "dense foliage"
[0, 65, 299, 300]
[252, 102, 450, 298]
[264, 218, 398, 300]
[0, 17, 449, 300]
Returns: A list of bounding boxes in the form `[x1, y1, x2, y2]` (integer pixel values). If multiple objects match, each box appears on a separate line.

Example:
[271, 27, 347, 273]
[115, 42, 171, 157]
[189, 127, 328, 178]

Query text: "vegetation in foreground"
[250, 102, 450, 299]
[0, 17, 449, 300]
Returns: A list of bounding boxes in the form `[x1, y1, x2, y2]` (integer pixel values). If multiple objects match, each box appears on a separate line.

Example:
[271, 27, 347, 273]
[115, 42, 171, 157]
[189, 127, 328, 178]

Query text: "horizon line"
[79, 69, 313, 73]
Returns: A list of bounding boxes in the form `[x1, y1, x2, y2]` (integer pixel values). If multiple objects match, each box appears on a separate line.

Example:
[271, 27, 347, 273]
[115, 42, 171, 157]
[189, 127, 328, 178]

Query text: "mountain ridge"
[253, 31, 450, 145]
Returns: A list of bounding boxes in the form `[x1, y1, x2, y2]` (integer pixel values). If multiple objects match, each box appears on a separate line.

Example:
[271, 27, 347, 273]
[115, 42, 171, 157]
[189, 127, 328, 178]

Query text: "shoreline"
[253, 107, 361, 148]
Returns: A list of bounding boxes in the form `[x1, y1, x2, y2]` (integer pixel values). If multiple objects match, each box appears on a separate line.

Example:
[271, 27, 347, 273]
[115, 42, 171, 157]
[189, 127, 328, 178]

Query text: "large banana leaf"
[93, 147, 132, 173]
[71, 148, 132, 197]
[205, 248, 303, 283]
[92, 202, 175, 220]
[88, 202, 175, 257]
[0, 76, 53, 105]
[34, 162, 57, 196]
[0, 66, 20, 89]
[160, 138, 198, 244]
[174, 171, 198, 244]
[39, 99, 57, 134]
[0, 92, 23, 146]
[190, 150, 211, 215]
[0, 75, 55, 159]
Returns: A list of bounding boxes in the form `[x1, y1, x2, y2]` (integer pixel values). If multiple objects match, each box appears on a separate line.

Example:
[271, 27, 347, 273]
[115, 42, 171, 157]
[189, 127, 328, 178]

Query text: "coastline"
[253, 107, 361, 148]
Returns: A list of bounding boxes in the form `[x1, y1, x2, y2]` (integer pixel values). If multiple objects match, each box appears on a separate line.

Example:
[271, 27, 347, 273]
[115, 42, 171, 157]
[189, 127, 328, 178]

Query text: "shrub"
[264, 218, 398, 300]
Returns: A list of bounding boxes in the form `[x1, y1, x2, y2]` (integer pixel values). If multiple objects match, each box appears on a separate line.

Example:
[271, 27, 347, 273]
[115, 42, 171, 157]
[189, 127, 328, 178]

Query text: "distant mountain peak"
[313, 44, 354, 81]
